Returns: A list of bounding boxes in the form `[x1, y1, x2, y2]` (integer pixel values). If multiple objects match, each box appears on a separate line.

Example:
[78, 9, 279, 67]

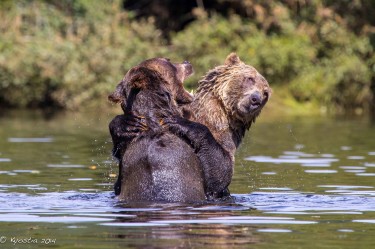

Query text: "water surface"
[1, 110, 375, 248]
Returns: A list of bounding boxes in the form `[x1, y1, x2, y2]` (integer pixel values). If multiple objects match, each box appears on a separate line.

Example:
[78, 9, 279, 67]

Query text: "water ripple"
[245, 156, 338, 165]
[235, 193, 375, 213]
[8, 137, 54, 143]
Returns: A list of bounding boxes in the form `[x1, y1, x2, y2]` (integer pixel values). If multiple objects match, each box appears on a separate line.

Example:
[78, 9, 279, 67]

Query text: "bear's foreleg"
[163, 116, 233, 200]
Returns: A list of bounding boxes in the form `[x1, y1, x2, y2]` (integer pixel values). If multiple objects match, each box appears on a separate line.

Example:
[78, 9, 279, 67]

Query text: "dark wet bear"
[108, 58, 194, 195]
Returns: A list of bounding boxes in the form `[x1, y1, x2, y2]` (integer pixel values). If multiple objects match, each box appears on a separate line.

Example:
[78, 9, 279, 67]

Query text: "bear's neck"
[189, 93, 247, 156]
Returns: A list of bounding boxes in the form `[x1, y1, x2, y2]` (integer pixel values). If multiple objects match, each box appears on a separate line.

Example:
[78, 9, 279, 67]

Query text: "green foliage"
[290, 54, 371, 112]
[0, 0, 374, 114]
[0, 0, 164, 109]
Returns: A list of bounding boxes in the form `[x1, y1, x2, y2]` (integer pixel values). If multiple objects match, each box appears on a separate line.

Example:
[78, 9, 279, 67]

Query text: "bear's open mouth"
[249, 103, 261, 112]
[238, 104, 258, 116]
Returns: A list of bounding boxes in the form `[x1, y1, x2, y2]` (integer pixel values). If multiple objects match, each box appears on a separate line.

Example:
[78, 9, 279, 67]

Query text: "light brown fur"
[188, 53, 271, 156]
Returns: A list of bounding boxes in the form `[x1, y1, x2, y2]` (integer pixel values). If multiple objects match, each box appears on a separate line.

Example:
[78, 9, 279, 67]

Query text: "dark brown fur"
[109, 58, 194, 196]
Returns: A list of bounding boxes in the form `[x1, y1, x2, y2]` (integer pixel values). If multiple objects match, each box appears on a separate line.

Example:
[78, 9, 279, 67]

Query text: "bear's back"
[120, 132, 206, 202]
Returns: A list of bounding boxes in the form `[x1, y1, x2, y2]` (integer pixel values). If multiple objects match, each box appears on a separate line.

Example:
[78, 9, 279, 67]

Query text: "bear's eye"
[247, 77, 255, 85]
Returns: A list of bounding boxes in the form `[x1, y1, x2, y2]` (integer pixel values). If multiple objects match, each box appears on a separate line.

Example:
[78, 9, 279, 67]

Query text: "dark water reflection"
[1, 110, 375, 248]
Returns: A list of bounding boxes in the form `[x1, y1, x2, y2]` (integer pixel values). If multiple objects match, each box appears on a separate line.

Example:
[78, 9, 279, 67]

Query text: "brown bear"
[108, 58, 195, 195]
[108, 58, 233, 202]
[165, 53, 271, 198]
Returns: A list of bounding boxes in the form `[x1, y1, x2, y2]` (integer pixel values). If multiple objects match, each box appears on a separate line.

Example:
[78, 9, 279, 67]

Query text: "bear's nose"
[250, 92, 262, 107]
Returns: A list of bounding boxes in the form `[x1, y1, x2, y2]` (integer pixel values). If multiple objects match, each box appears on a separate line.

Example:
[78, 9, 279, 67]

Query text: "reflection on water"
[8, 137, 54, 143]
[0, 111, 375, 248]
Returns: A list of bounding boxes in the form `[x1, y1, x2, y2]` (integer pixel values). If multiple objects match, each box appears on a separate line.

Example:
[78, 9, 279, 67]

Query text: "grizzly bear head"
[222, 53, 270, 123]
[195, 53, 271, 130]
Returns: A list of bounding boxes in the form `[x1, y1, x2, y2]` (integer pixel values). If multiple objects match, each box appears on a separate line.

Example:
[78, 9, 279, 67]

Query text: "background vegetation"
[0, 0, 374, 115]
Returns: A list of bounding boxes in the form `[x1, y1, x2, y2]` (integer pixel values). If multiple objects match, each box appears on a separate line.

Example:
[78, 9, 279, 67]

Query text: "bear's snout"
[237, 90, 268, 117]
[249, 92, 262, 110]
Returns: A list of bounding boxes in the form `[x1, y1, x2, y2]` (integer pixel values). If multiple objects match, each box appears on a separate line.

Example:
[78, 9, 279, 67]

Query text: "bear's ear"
[108, 82, 125, 103]
[225, 52, 242, 66]
[127, 67, 151, 89]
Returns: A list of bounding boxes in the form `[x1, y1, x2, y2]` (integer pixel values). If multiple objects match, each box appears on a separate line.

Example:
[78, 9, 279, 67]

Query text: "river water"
[0, 110, 375, 248]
